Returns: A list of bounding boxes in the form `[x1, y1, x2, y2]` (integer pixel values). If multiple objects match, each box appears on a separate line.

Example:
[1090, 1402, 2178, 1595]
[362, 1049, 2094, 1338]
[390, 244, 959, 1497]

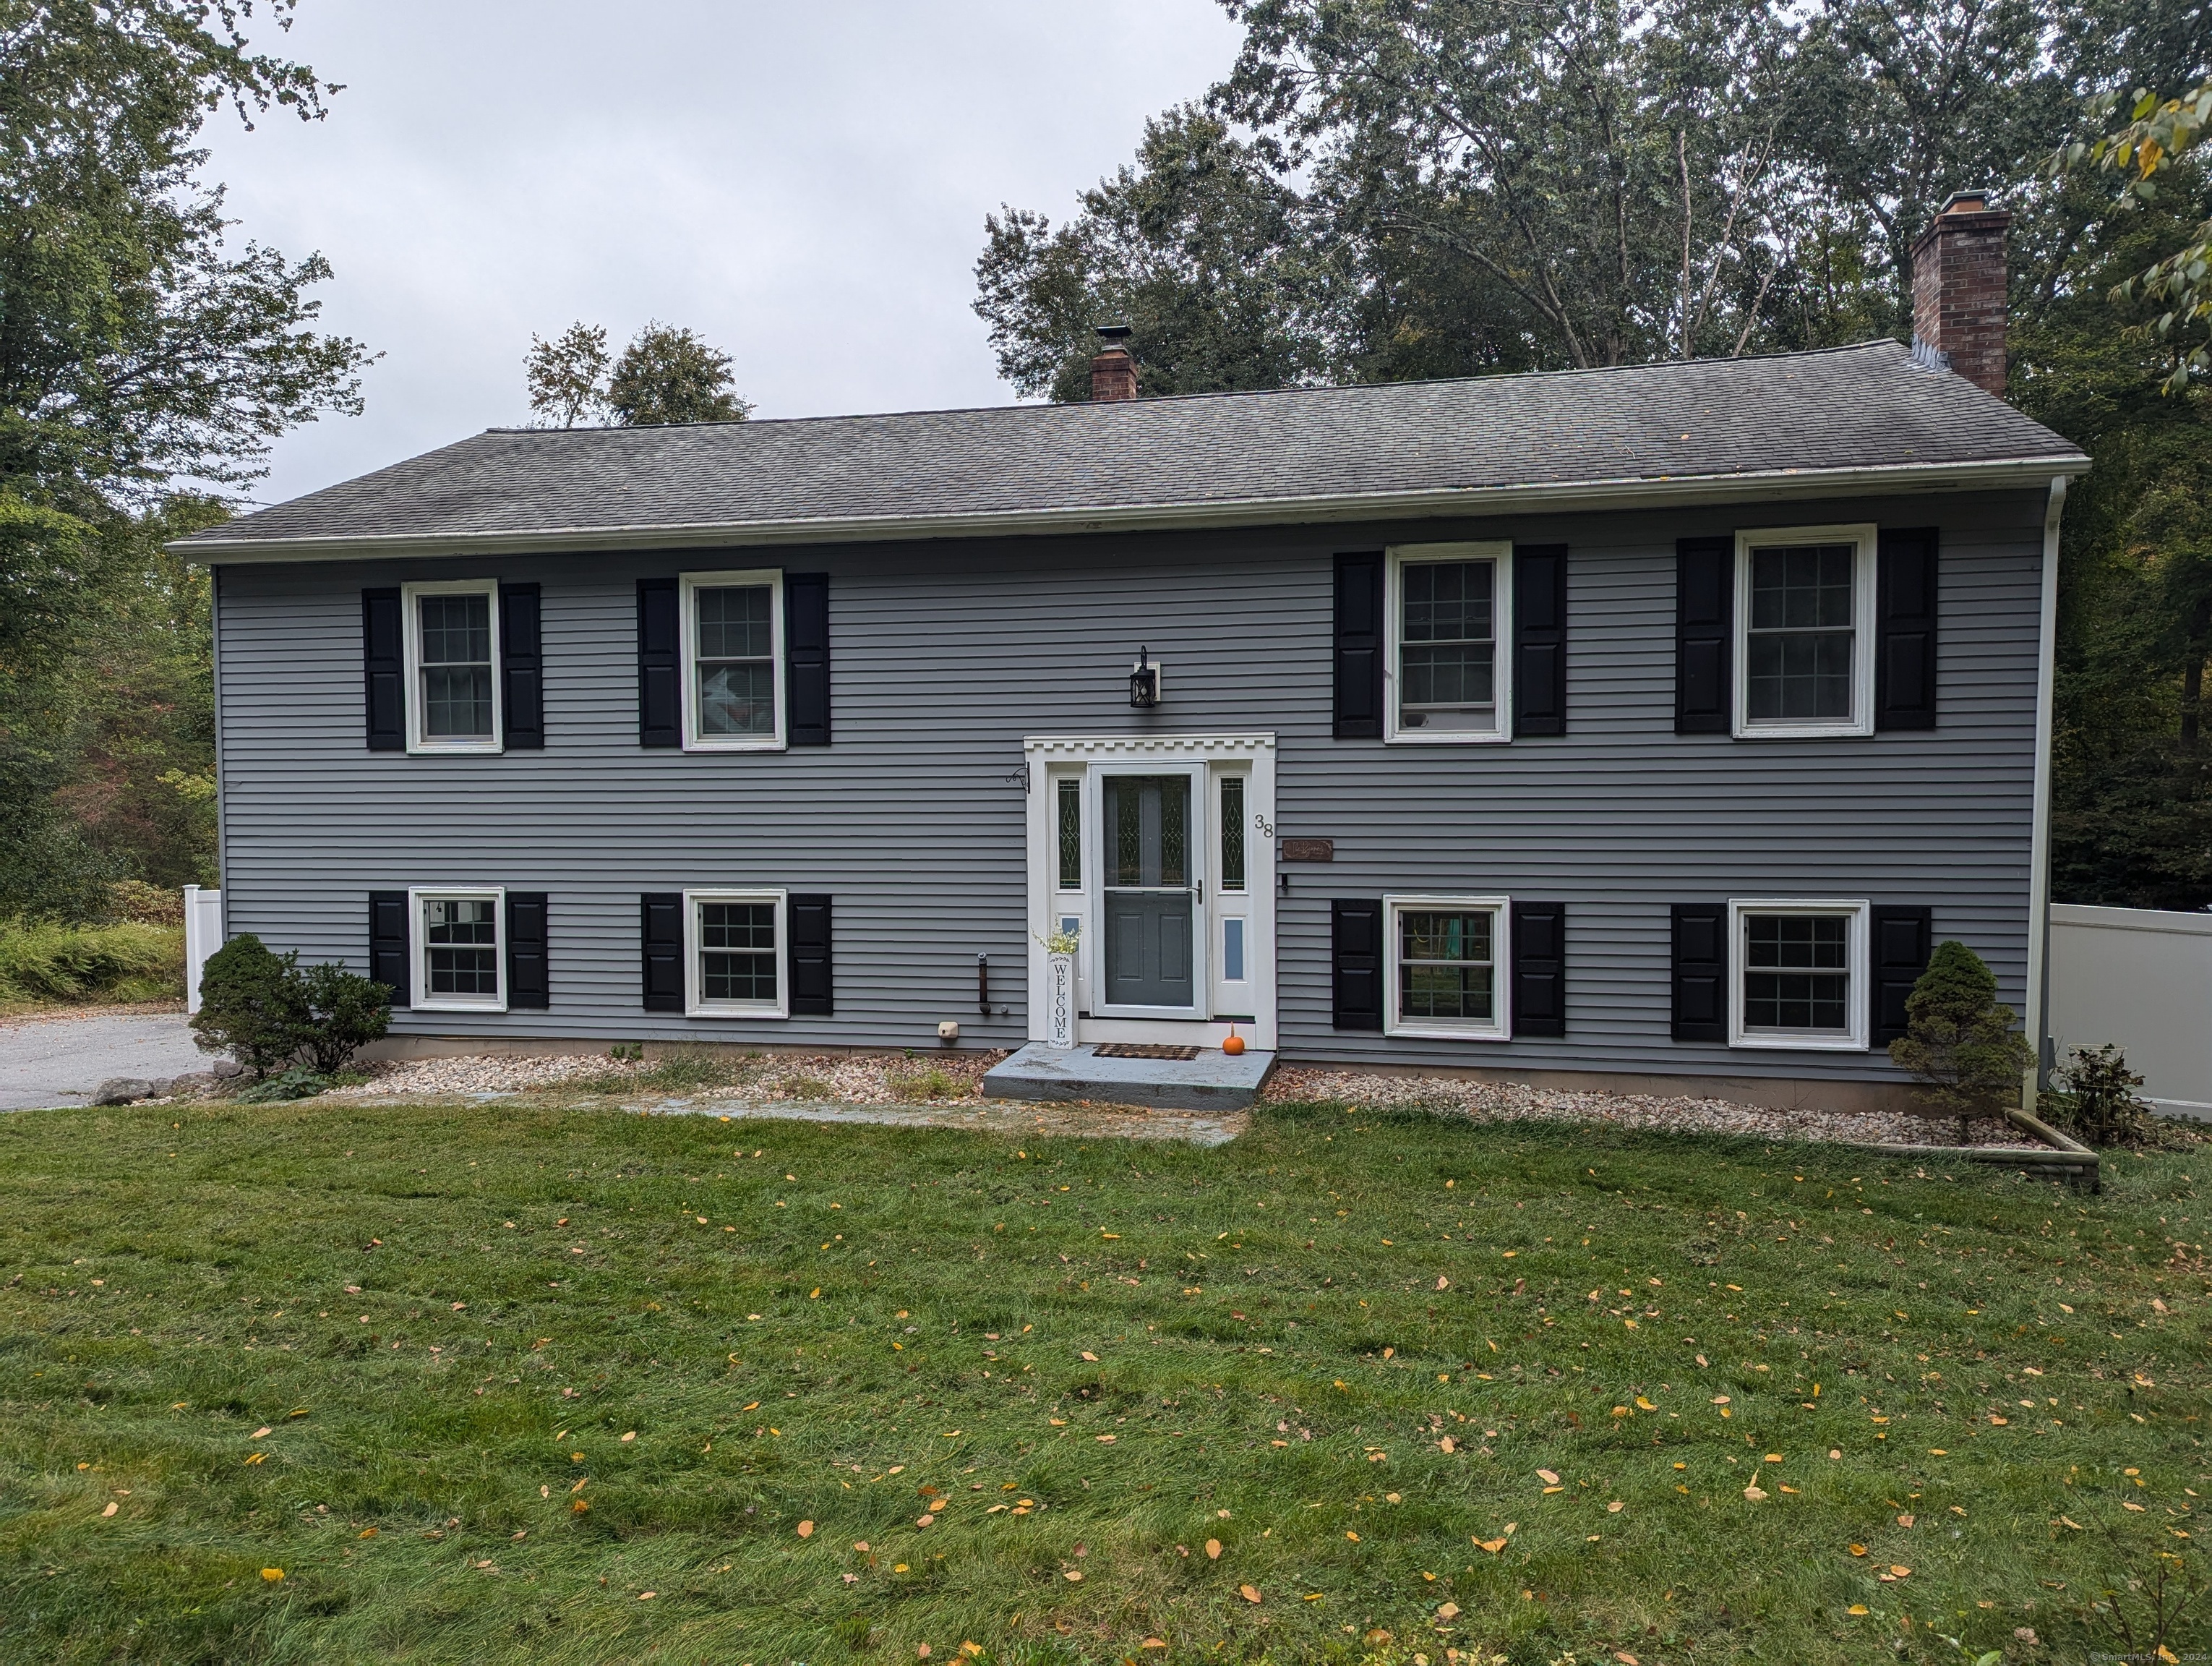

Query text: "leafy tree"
[526, 322, 611, 427]
[0, 0, 372, 507]
[2066, 79, 2212, 388]
[605, 322, 752, 425]
[1217, 0, 1817, 369]
[1887, 940, 2035, 1116]
[975, 106, 1327, 401]
[0, 3, 368, 923]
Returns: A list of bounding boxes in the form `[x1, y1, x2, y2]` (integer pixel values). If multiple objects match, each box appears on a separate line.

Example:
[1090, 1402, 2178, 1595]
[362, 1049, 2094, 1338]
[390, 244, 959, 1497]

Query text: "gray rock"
[93, 1077, 153, 1106]
[146, 1077, 174, 1098]
[210, 1059, 244, 1080]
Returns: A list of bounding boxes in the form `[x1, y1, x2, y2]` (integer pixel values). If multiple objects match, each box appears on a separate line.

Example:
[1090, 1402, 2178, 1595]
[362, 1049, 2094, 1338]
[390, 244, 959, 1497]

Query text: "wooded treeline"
[1, 3, 2206, 930]
[979, 0, 2212, 909]
[1, 1, 368, 920]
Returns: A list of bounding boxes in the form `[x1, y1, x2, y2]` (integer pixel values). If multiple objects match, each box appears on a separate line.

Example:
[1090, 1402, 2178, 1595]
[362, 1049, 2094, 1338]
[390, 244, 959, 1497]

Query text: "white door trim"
[1024, 733, 1277, 1050]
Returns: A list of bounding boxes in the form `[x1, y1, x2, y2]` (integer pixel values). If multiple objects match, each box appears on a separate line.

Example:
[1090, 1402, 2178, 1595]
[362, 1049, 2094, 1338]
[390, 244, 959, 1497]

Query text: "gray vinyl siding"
[212, 487, 2046, 1087]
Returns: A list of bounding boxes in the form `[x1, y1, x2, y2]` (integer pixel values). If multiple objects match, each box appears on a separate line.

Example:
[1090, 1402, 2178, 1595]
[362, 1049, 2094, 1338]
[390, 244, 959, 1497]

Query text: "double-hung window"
[410, 886, 505, 1010]
[1386, 543, 1512, 742]
[1384, 894, 1509, 1039]
[1728, 899, 1868, 1050]
[684, 888, 788, 1017]
[680, 569, 785, 750]
[1733, 524, 1876, 738]
[403, 581, 501, 753]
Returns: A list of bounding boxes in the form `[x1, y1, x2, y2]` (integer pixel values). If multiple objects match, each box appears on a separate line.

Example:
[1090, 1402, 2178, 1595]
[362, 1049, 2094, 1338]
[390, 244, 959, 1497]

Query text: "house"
[179, 193, 2086, 1112]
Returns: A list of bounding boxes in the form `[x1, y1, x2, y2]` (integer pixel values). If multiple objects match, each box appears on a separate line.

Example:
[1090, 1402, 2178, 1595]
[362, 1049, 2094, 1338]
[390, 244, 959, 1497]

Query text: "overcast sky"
[199, 1, 1243, 507]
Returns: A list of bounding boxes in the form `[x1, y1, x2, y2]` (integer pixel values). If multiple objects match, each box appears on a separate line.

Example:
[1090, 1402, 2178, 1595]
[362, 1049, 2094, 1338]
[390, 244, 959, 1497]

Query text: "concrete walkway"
[0, 1009, 209, 1111]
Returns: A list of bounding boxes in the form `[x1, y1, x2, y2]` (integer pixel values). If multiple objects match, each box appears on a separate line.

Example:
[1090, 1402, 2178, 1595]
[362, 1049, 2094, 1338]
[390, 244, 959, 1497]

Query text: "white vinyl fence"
[2048, 902, 2212, 1121]
[183, 885, 222, 1015]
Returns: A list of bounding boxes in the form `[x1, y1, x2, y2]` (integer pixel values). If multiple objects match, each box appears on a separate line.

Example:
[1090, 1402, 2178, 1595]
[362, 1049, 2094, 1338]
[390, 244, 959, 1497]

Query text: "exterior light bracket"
[1129, 646, 1162, 708]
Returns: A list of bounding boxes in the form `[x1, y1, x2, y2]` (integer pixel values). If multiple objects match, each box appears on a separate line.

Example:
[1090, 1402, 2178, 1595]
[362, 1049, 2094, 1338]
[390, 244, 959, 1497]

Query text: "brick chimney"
[1910, 189, 2011, 398]
[1090, 323, 1137, 402]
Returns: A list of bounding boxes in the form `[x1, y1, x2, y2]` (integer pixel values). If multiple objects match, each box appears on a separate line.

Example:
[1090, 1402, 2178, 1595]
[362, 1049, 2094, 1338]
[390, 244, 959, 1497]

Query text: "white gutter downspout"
[2024, 473, 2068, 1107]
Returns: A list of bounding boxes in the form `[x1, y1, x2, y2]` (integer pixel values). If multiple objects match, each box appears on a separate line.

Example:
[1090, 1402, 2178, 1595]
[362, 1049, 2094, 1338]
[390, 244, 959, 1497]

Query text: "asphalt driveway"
[0, 1009, 212, 1111]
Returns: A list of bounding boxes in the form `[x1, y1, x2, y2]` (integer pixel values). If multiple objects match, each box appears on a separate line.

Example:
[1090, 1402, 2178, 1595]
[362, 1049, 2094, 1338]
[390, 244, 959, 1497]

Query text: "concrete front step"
[980, 1042, 1274, 1111]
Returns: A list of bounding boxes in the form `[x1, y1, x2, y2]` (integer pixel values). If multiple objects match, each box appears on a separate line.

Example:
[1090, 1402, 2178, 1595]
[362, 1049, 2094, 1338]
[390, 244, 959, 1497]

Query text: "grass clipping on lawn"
[1, 1097, 2204, 1665]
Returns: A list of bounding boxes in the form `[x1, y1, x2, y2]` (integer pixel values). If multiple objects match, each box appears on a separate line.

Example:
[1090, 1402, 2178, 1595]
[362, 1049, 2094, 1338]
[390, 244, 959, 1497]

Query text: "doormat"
[1092, 1043, 1202, 1061]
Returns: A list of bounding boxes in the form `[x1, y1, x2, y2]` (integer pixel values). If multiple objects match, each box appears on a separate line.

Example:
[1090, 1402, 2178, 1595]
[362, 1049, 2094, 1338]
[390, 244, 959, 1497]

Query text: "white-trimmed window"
[1728, 899, 1868, 1051]
[1384, 894, 1509, 1039]
[1386, 542, 1512, 743]
[410, 886, 505, 1011]
[680, 569, 785, 750]
[1733, 524, 1876, 738]
[403, 580, 501, 753]
[684, 888, 788, 1017]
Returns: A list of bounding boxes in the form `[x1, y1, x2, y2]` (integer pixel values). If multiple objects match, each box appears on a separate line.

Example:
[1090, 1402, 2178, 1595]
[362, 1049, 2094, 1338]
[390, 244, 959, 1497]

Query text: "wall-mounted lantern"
[1129, 646, 1162, 708]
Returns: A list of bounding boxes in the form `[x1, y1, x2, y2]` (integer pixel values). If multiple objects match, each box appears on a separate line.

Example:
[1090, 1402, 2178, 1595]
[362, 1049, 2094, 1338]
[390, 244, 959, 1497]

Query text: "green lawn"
[1, 1094, 2205, 1665]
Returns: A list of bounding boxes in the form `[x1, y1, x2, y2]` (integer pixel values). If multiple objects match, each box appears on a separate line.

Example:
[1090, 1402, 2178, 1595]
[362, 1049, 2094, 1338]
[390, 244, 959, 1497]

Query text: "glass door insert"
[1099, 772, 1200, 1012]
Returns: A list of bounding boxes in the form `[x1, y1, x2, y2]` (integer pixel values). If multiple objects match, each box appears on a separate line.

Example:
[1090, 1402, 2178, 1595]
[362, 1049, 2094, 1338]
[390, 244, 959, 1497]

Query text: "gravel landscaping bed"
[1261, 1064, 2029, 1148]
[321, 1048, 2039, 1152]
[330, 1048, 1006, 1104]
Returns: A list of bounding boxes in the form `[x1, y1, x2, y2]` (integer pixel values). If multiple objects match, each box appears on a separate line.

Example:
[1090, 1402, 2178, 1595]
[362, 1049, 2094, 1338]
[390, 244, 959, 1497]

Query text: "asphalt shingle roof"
[185, 341, 2087, 550]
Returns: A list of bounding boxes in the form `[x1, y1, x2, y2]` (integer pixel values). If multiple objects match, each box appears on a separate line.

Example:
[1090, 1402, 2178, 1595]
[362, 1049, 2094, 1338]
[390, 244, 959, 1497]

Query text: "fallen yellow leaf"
[797, 1521, 814, 1538]
[100, 1502, 118, 1518]
[1239, 1584, 1261, 1604]
[260, 1568, 283, 1582]
[1846, 1605, 1869, 1616]
[1205, 1538, 1222, 1559]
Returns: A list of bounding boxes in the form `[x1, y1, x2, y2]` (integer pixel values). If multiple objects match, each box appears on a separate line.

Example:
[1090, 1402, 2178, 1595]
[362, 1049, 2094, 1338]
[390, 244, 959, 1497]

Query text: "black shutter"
[638, 578, 680, 748]
[789, 893, 833, 1014]
[641, 892, 683, 1012]
[1511, 902, 1566, 1037]
[1512, 544, 1569, 736]
[1869, 905, 1933, 1046]
[500, 582, 544, 749]
[1331, 899, 1384, 1030]
[1675, 537, 1733, 734]
[1671, 903, 1728, 1041]
[786, 573, 831, 748]
[363, 589, 405, 751]
[369, 890, 410, 1008]
[507, 892, 549, 1009]
[1332, 552, 1385, 739]
[1876, 528, 1939, 731]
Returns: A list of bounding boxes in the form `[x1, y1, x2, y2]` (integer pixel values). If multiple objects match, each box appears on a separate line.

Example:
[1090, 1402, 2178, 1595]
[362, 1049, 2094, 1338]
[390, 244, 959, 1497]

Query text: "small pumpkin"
[1222, 1034, 1246, 1056]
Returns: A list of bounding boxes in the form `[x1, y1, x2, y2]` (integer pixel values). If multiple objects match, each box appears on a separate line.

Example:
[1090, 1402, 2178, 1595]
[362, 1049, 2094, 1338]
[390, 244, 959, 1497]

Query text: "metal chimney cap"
[1094, 322, 1133, 347]
[1938, 187, 1999, 215]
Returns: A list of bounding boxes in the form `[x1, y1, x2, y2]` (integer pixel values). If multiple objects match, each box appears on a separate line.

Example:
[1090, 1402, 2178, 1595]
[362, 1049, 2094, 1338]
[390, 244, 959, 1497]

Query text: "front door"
[1099, 770, 1203, 1013]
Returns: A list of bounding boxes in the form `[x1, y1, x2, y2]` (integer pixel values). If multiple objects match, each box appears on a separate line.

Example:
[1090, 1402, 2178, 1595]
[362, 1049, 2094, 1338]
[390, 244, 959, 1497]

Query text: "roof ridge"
[479, 339, 1915, 437]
